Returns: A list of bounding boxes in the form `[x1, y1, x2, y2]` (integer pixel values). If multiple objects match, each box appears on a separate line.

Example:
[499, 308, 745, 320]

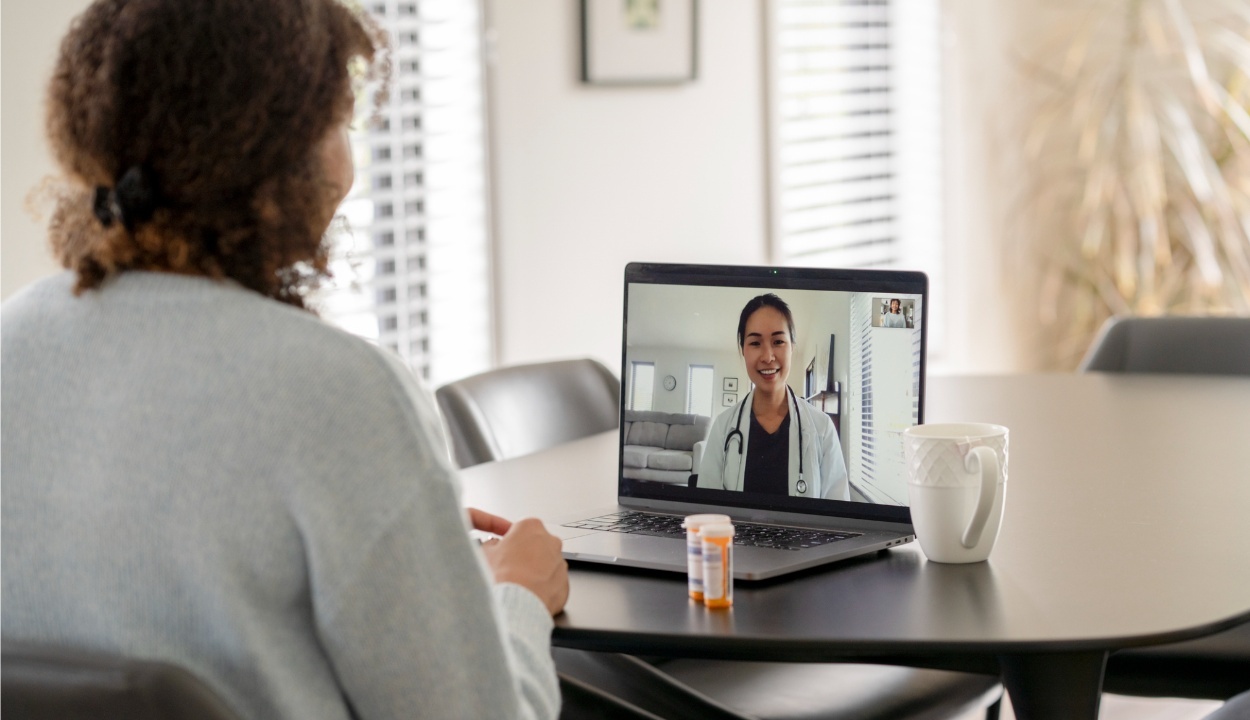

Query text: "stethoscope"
[723, 386, 807, 494]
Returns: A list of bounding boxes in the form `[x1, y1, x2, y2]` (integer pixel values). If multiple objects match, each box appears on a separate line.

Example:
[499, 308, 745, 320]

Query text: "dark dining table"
[458, 373, 1250, 719]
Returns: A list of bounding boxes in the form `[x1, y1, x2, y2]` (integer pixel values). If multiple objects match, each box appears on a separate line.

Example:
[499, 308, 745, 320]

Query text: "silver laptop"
[550, 263, 927, 580]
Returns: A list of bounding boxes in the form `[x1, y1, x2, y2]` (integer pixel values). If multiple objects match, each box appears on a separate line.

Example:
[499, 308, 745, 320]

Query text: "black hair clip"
[92, 186, 121, 228]
[92, 166, 160, 231]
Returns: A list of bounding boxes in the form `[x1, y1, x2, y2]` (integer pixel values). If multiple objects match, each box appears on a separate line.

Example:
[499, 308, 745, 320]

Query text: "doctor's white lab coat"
[696, 390, 849, 500]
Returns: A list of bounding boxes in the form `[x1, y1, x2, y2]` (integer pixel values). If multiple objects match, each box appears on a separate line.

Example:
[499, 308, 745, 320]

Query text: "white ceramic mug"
[902, 423, 1009, 564]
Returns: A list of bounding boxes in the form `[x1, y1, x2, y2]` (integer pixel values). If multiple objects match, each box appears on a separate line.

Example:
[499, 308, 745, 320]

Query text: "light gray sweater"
[1, 272, 560, 720]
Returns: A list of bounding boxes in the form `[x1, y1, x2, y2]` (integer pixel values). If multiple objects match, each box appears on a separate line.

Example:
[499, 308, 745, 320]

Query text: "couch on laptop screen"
[621, 410, 712, 485]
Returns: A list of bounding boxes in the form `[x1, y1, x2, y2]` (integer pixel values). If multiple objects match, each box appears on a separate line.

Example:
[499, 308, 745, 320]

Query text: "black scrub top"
[744, 411, 790, 495]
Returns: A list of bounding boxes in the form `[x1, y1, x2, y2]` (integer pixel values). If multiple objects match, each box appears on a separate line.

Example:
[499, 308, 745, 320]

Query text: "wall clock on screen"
[663, 375, 677, 391]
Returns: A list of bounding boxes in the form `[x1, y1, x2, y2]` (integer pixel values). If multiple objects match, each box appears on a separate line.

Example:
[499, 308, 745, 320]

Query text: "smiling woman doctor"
[697, 294, 849, 500]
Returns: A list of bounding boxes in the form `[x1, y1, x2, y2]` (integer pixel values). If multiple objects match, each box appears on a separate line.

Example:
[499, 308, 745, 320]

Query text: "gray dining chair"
[1079, 316, 1250, 375]
[554, 649, 1002, 720]
[1204, 688, 1250, 720]
[2, 640, 241, 720]
[436, 359, 1003, 720]
[1080, 315, 1250, 699]
[1102, 622, 1250, 700]
[435, 358, 621, 468]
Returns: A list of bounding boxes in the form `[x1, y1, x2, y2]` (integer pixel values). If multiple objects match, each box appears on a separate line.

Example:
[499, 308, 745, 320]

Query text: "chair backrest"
[1203, 688, 1250, 720]
[2, 640, 241, 720]
[435, 358, 621, 468]
[1079, 316, 1250, 376]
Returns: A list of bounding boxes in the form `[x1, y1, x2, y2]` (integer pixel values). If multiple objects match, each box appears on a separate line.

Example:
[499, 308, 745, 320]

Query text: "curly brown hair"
[45, 0, 389, 309]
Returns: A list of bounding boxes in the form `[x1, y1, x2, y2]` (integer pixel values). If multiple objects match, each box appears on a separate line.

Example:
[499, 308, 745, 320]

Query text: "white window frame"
[629, 361, 656, 412]
[685, 364, 715, 417]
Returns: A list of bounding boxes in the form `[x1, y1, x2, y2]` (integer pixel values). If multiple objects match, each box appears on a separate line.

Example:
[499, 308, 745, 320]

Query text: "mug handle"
[961, 446, 1000, 549]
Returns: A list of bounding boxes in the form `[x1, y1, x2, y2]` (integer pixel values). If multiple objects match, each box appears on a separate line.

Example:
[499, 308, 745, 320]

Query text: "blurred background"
[4, 0, 1248, 384]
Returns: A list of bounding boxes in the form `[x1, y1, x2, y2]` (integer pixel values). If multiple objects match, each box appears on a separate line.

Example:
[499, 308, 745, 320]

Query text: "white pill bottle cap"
[682, 514, 731, 530]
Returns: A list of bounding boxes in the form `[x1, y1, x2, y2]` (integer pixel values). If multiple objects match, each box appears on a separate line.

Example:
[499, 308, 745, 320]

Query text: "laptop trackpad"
[562, 531, 685, 565]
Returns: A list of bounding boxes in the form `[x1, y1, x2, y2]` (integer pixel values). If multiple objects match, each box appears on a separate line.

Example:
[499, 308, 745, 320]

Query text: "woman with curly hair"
[1, 1, 566, 718]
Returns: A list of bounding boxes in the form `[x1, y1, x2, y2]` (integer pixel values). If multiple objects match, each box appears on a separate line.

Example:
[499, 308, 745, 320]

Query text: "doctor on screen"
[697, 294, 849, 500]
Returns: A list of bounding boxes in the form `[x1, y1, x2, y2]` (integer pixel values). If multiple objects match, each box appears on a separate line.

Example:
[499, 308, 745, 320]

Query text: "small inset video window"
[874, 297, 915, 329]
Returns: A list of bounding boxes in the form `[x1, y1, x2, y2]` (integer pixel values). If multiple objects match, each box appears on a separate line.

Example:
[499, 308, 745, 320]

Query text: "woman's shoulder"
[2, 271, 75, 315]
[25, 271, 418, 413]
[711, 401, 741, 426]
[802, 401, 837, 431]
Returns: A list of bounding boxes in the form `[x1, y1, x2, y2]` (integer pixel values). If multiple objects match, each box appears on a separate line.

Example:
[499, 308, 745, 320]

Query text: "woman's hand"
[472, 510, 569, 616]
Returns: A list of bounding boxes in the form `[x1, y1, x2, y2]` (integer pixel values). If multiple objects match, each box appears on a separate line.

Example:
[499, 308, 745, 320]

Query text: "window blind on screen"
[317, 0, 494, 387]
[848, 294, 876, 495]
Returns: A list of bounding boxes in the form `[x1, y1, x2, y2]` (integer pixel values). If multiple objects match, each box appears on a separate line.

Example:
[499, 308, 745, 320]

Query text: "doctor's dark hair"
[43, 0, 389, 309]
[736, 294, 797, 349]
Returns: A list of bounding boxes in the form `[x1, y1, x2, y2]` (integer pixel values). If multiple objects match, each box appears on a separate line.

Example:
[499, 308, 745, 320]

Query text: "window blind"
[769, 0, 896, 269]
[848, 294, 875, 495]
[317, 0, 494, 387]
[766, 0, 944, 345]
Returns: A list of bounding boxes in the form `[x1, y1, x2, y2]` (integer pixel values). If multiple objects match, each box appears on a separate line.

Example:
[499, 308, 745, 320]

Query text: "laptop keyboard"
[562, 511, 861, 551]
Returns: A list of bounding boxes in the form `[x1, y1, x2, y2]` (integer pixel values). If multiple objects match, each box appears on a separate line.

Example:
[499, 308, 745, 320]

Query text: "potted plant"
[1016, 0, 1250, 367]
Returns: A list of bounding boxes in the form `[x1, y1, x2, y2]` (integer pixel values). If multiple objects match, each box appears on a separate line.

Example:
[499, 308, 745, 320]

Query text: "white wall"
[1, 0, 91, 299]
[937, 0, 1046, 373]
[484, 0, 768, 373]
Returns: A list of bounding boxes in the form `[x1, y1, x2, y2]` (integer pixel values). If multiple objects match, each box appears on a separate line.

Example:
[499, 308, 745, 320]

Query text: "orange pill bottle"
[700, 523, 736, 609]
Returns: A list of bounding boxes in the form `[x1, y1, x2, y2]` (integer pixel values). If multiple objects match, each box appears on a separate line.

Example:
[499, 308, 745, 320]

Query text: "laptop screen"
[619, 263, 926, 524]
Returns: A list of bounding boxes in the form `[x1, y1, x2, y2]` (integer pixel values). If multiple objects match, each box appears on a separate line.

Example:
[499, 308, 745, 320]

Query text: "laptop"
[549, 262, 927, 580]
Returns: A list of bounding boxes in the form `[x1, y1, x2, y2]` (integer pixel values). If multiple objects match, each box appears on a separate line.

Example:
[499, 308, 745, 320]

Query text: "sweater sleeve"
[296, 348, 560, 720]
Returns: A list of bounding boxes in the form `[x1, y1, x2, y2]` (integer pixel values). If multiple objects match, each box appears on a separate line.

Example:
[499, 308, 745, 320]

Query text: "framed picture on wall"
[723, 393, 736, 407]
[723, 377, 738, 392]
[580, 0, 698, 85]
